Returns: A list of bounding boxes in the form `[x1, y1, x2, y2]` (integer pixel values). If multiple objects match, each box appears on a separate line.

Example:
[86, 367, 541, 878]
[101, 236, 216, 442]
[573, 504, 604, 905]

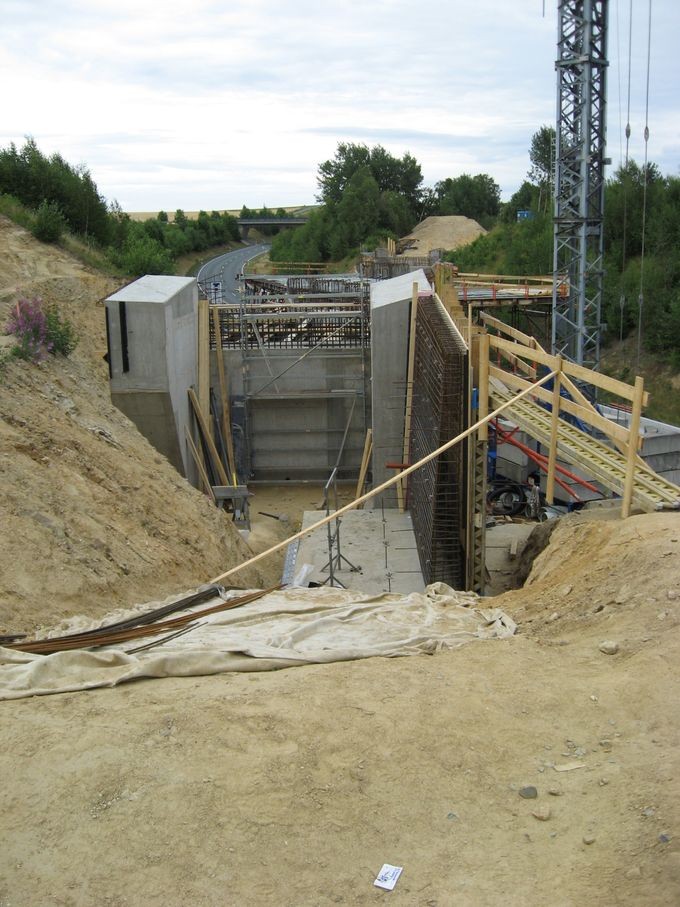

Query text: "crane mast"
[552, 0, 608, 370]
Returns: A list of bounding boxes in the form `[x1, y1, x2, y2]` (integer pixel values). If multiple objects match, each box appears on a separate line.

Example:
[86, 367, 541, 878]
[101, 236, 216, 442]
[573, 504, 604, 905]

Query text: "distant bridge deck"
[237, 217, 308, 226]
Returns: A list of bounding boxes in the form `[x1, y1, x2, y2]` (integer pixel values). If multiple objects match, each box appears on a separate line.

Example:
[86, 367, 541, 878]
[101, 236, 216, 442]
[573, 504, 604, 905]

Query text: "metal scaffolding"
[552, 0, 608, 370]
[209, 277, 371, 481]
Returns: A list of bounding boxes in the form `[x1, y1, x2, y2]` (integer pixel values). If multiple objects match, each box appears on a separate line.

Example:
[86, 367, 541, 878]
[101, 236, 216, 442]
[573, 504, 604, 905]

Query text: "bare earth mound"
[1, 216, 679, 906]
[400, 215, 486, 256]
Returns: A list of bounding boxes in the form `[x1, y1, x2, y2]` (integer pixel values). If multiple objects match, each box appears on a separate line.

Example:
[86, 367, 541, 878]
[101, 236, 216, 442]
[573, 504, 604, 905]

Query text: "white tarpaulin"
[0, 583, 516, 700]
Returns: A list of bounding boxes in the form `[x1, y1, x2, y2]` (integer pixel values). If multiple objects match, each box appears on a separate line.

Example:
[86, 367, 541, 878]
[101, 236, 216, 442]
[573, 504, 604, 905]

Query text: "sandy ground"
[399, 215, 486, 257]
[1, 217, 680, 906]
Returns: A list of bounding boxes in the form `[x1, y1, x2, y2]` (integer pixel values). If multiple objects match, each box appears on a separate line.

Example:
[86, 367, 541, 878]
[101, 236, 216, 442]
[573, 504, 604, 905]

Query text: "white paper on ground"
[374, 864, 403, 891]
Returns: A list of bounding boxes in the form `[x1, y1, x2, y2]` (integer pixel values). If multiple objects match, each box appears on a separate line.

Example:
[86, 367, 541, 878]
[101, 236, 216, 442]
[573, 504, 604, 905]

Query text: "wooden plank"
[479, 312, 535, 347]
[563, 359, 650, 406]
[197, 298, 211, 437]
[211, 308, 237, 485]
[478, 333, 490, 441]
[399, 282, 419, 512]
[208, 369, 559, 586]
[622, 376, 645, 518]
[490, 334, 557, 369]
[184, 427, 216, 504]
[488, 365, 631, 446]
[546, 359, 562, 504]
[496, 348, 537, 380]
[521, 334, 646, 465]
[458, 271, 554, 285]
[489, 335, 650, 406]
[187, 387, 230, 487]
[355, 429, 373, 506]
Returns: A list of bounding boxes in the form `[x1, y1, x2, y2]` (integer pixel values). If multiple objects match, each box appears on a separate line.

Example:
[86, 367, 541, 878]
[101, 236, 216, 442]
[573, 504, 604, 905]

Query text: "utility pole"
[552, 0, 609, 371]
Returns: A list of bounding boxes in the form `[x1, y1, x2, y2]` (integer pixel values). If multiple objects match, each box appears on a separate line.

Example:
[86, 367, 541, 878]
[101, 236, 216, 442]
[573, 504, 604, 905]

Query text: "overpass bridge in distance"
[237, 216, 308, 238]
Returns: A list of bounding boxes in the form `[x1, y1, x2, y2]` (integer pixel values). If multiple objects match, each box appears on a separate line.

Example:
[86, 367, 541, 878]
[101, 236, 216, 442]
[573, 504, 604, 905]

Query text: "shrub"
[32, 200, 65, 243]
[5, 296, 51, 361]
[4, 296, 78, 362]
[45, 302, 78, 356]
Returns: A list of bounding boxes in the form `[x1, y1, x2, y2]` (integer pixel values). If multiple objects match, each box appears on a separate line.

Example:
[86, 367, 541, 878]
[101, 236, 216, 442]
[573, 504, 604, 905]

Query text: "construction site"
[1, 209, 680, 903]
[2, 1, 680, 903]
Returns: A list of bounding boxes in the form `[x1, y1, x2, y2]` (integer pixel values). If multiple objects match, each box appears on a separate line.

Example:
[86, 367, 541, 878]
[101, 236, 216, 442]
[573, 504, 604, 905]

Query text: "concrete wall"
[370, 270, 432, 506]
[600, 406, 680, 485]
[211, 348, 368, 481]
[105, 276, 197, 479]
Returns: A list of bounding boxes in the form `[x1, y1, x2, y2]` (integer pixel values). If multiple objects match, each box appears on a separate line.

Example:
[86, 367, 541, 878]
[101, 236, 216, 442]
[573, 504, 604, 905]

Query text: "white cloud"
[1, 0, 677, 209]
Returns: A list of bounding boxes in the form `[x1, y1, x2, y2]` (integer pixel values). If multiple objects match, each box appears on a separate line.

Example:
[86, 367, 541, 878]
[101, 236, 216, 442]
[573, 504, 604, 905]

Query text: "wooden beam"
[488, 365, 632, 446]
[187, 387, 230, 487]
[564, 358, 650, 406]
[207, 369, 559, 585]
[478, 332, 490, 442]
[546, 359, 562, 504]
[197, 298, 211, 437]
[355, 429, 373, 505]
[479, 312, 536, 347]
[184, 427, 216, 504]
[399, 282, 419, 512]
[211, 308, 237, 485]
[622, 376, 645, 518]
[488, 335, 650, 405]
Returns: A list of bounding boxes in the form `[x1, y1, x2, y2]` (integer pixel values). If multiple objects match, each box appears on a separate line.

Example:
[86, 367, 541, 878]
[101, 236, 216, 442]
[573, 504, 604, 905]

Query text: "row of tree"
[271, 142, 503, 263]
[2, 134, 677, 364]
[0, 139, 243, 273]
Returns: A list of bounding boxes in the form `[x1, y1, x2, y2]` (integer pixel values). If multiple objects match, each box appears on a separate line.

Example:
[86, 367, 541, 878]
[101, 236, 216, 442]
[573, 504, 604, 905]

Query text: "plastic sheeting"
[0, 583, 516, 700]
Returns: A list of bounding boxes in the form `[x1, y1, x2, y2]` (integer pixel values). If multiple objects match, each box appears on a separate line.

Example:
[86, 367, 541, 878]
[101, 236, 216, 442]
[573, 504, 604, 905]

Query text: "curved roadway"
[197, 243, 270, 303]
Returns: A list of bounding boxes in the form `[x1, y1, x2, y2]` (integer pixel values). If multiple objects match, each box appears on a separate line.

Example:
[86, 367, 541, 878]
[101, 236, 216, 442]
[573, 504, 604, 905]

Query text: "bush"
[45, 303, 78, 355]
[4, 296, 78, 362]
[32, 200, 65, 243]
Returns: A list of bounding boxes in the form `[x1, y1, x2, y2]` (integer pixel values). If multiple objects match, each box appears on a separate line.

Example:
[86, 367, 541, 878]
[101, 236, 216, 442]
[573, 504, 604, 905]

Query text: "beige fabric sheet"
[0, 584, 516, 700]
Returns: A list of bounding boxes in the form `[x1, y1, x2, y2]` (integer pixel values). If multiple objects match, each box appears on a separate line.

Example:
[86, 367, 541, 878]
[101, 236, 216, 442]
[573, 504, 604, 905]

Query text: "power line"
[636, 0, 653, 372]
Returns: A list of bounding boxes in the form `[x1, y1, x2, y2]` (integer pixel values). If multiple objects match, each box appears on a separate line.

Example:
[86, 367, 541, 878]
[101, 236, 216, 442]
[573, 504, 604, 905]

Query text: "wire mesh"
[408, 298, 469, 587]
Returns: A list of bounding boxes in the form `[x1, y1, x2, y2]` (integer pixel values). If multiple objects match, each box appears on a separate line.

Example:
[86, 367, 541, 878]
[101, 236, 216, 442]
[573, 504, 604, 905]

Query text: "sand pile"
[399, 215, 486, 256]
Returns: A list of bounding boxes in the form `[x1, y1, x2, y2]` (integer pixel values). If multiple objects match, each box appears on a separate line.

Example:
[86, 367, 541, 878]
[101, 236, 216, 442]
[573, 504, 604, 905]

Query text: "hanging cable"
[624, 0, 633, 168]
[636, 0, 653, 372]
[620, 0, 634, 342]
[615, 0, 623, 168]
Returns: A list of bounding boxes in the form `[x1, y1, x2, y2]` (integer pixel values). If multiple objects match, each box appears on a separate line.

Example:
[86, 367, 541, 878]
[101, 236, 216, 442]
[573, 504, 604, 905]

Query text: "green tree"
[336, 167, 380, 247]
[32, 200, 65, 243]
[500, 181, 539, 223]
[174, 209, 189, 230]
[317, 143, 423, 217]
[528, 125, 555, 185]
[435, 173, 501, 226]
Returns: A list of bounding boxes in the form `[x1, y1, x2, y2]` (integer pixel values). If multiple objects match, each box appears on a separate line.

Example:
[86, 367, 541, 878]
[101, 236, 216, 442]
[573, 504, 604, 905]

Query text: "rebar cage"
[408, 298, 469, 587]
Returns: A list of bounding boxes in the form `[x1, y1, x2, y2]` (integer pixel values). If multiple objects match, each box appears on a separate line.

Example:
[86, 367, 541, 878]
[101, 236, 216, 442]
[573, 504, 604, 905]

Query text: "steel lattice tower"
[552, 0, 608, 370]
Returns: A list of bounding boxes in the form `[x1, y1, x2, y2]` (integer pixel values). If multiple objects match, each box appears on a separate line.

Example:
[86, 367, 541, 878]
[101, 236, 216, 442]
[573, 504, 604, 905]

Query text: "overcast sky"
[2, 0, 677, 212]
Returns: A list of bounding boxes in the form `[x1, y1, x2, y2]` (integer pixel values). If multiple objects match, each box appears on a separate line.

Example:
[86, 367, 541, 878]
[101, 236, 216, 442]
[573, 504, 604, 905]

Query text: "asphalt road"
[197, 243, 270, 303]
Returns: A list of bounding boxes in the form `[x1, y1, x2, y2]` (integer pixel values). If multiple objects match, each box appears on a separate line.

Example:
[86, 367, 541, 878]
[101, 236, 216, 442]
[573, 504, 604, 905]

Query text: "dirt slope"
[0, 215, 265, 633]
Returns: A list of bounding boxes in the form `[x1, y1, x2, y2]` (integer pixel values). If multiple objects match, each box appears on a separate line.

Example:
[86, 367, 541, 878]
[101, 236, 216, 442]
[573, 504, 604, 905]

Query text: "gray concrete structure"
[370, 269, 432, 506]
[600, 406, 680, 486]
[292, 507, 424, 594]
[212, 347, 368, 481]
[105, 276, 197, 479]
